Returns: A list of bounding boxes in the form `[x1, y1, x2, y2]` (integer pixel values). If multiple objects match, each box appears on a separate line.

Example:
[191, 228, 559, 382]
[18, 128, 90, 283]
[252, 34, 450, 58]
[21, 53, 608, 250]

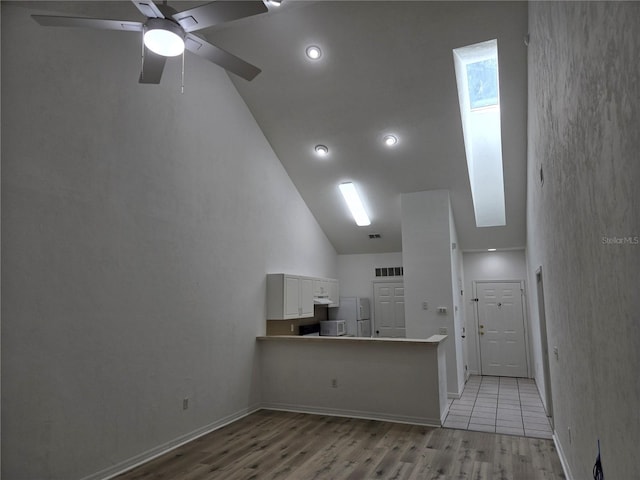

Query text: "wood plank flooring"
[115, 410, 566, 480]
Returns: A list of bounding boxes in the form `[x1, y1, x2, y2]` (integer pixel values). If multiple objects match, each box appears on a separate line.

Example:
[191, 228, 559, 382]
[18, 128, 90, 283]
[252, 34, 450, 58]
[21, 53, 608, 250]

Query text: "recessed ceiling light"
[306, 45, 322, 60]
[314, 144, 329, 156]
[383, 134, 398, 147]
[488, 248, 497, 252]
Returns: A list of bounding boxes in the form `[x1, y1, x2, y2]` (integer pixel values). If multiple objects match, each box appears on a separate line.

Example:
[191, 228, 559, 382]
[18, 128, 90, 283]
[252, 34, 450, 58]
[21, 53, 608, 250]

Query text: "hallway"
[444, 376, 553, 439]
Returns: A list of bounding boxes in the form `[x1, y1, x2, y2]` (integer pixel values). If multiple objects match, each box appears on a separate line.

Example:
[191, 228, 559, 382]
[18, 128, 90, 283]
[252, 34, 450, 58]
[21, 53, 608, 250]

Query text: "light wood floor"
[115, 410, 566, 480]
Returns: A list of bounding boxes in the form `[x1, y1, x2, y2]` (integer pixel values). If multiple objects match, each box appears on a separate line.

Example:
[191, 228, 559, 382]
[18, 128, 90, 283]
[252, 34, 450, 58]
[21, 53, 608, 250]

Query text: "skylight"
[453, 39, 506, 227]
[466, 58, 499, 109]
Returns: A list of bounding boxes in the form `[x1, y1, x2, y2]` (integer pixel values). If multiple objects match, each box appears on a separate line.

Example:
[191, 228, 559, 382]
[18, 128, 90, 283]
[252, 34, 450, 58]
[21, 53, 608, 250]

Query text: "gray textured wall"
[527, 2, 640, 478]
[1, 2, 337, 479]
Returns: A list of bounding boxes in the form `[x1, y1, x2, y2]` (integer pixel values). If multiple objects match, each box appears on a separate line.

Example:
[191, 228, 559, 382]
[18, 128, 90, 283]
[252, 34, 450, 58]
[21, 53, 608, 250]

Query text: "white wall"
[462, 250, 527, 375]
[527, 2, 640, 479]
[449, 203, 465, 389]
[1, 4, 337, 479]
[337, 252, 403, 299]
[401, 190, 463, 396]
[337, 252, 402, 327]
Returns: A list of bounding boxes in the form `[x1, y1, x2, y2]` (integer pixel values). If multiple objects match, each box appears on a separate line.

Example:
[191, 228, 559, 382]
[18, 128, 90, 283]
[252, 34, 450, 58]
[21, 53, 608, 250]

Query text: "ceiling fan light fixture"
[144, 18, 185, 57]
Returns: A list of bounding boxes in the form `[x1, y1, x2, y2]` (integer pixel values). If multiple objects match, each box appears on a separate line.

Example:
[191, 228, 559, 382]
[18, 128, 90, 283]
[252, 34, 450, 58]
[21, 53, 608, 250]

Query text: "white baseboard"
[440, 403, 450, 424]
[261, 402, 442, 428]
[81, 404, 261, 480]
[553, 432, 574, 480]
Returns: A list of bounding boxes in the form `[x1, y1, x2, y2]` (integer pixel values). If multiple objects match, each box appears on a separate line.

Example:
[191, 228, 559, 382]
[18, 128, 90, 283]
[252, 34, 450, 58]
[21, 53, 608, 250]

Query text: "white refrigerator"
[328, 297, 371, 337]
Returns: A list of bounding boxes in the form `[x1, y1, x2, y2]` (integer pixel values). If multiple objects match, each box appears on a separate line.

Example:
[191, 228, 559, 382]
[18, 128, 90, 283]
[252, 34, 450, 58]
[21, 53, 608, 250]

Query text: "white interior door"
[477, 282, 528, 377]
[374, 282, 405, 338]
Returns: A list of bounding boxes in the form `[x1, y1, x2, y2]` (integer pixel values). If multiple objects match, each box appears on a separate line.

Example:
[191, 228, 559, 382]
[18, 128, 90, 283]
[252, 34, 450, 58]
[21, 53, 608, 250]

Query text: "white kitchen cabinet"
[313, 278, 339, 305]
[313, 278, 330, 298]
[328, 279, 339, 307]
[299, 277, 314, 317]
[267, 274, 314, 320]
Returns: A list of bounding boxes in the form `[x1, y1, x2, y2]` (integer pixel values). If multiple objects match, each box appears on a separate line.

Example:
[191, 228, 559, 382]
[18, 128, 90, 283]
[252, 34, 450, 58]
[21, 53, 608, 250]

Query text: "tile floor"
[444, 375, 553, 439]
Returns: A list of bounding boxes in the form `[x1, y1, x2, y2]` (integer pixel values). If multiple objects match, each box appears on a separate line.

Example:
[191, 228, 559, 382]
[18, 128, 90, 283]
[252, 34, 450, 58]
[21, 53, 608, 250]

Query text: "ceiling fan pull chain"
[181, 50, 185, 94]
[140, 30, 145, 81]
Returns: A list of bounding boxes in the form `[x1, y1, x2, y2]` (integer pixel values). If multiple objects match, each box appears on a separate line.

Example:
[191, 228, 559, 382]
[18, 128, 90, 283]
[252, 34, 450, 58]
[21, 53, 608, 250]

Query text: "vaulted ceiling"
[26, 1, 529, 254]
[210, 1, 529, 254]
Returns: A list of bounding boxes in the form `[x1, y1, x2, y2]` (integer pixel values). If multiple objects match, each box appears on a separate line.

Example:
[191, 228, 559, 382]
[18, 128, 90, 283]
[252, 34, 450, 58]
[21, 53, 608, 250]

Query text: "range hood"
[314, 296, 332, 305]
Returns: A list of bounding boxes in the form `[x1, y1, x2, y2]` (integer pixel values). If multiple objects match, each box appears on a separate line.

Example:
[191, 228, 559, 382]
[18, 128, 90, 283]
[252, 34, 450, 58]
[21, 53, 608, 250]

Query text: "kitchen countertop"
[257, 334, 447, 345]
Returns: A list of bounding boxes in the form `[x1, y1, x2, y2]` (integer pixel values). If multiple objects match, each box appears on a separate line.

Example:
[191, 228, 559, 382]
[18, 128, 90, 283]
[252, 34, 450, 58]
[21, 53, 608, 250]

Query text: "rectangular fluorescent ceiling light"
[453, 39, 506, 227]
[339, 182, 371, 226]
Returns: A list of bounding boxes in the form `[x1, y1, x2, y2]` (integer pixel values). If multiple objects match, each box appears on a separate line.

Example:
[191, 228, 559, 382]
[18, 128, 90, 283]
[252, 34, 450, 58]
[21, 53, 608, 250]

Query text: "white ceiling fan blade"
[173, 1, 268, 33]
[32, 15, 143, 32]
[185, 34, 261, 81]
[130, 0, 164, 19]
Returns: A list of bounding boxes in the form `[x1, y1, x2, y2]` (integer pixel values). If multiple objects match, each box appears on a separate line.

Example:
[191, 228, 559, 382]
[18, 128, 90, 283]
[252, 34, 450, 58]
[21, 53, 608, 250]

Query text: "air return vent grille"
[375, 267, 403, 277]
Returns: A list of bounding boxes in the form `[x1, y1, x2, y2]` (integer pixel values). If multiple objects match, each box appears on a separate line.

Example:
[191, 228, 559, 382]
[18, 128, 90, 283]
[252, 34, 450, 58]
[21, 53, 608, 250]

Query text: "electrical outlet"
[183, 398, 189, 410]
[331, 378, 338, 388]
[439, 327, 448, 335]
[422, 301, 429, 310]
[554, 346, 559, 360]
[290, 324, 294, 333]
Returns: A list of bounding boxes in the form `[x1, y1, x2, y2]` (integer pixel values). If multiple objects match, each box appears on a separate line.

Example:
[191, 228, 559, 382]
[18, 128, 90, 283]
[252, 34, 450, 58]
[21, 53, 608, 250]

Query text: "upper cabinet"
[313, 278, 329, 298]
[328, 279, 339, 307]
[313, 278, 339, 308]
[267, 274, 314, 320]
[267, 274, 339, 319]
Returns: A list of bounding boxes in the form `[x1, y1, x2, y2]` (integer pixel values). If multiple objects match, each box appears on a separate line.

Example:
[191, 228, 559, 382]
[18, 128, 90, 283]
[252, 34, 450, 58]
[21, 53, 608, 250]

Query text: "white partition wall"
[401, 190, 464, 397]
[259, 336, 448, 426]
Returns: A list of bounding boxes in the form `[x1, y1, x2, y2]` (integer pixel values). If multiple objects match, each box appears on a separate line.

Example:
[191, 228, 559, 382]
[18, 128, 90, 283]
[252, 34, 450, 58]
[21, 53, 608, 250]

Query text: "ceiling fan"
[32, 1, 269, 83]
